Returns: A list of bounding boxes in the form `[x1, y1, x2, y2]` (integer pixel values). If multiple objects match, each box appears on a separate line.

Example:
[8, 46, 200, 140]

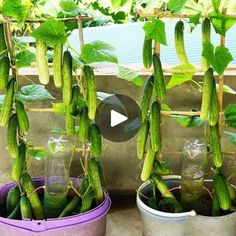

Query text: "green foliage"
[16, 50, 36, 68]
[212, 0, 221, 12]
[167, 0, 188, 13]
[170, 115, 203, 128]
[27, 149, 47, 160]
[224, 104, 236, 129]
[111, 0, 128, 9]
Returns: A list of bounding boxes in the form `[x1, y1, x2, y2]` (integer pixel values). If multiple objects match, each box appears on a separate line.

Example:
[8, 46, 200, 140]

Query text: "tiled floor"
[106, 195, 142, 236]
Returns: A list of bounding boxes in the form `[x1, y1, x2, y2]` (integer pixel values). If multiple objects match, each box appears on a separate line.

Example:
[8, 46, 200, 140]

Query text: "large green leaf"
[202, 42, 233, 75]
[143, 18, 167, 45]
[16, 50, 36, 68]
[15, 84, 55, 103]
[31, 19, 67, 46]
[167, 0, 188, 13]
[212, 0, 221, 11]
[2, 0, 27, 22]
[225, 118, 236, 129]
[81, 41, 118, 64]
[111, 0, 128, 9]
[224, 131, 236, 144]
[167, 64, 195, 89]
[59, 0, 77, 12]
[117, 66, 143, 86]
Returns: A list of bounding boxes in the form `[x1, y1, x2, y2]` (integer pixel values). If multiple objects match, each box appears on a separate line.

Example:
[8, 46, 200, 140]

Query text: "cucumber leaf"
[15, 84, 55, 103]
[50, 127, 66, 134]
[202, 42, 233, 75]
[189, 12, 201, 31]
[217, 85, 236, 95]
[31, 19, 67, 46]
[224, 131, 236, 144]
[170, 115, 192, 127]
[111, 0, 128, 9]
[167, 0, 188, 13]
[16, 50, 36, 68]
[143, 18, 167, 45]
[224, 104, 236, 118]
[81, 41, 118, 64]
[27, 149, 47, 160]
[187, 116, 203, 127]
[167, 64, 195, 89]
[59, 0, 77, 12]
[212, 0, 221, 12]
[117, 66, 143, 86]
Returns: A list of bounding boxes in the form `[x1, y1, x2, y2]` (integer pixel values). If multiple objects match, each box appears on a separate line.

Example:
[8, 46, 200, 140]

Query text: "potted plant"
[0, 0, 120, 235]
[136, 1, 236, 236]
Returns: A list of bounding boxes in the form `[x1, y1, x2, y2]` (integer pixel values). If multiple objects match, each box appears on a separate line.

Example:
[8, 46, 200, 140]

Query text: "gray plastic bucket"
[0, 178, 111, 236]
[137, 175, 236, 236]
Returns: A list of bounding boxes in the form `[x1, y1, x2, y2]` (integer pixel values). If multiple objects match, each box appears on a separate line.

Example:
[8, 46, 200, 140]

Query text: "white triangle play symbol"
[110, 110, 128, 127]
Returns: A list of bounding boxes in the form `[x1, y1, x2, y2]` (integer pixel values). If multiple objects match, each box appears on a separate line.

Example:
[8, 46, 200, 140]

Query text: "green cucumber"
[150, 101, 161, 152]
[65, 105, 75, 135]
[137, 119, 149, 160]
[36, 40, 50, 85]
[209, 78, 219, 126]
[59, 196, 80, 218]
[80, 188, 94, 213]
[78, 106, 90, 142]
[7, 203, 20, 219]
[7, 114, 18, 158]
[153, 53, 166, 100]
[200, 68, 214, 121]
[153, 160, 172, 175]
[6, 185, 20, 215]
[53, 43, 63, 88]
[62, 51, 73, 105]
[15, 100, 29, 136]
[20, 195, 32, 220]
[227, 182, 236, 201]
[140, 75, 154, 122]
[0, 78, 15, 127]
[210, 124, 222, 168]
[0, 24, 7, 55]
[0, 56, 10, 90]
[143, 36, 152, 69]
[89, 124, 102, 158]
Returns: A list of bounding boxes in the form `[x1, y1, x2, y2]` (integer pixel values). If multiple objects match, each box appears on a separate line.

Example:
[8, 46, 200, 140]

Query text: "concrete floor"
[106, 195, 142, 236]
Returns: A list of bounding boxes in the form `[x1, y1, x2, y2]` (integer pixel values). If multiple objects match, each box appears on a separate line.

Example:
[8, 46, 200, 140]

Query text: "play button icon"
[95, 94, 141, 142]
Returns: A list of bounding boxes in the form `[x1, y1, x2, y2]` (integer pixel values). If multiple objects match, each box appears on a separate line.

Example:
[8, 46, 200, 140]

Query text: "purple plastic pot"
[0, 178, 111, 236]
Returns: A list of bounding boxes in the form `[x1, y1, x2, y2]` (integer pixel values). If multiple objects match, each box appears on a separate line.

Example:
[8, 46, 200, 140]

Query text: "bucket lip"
[136, 175, 236, 219]
[0, 177, 111, 232]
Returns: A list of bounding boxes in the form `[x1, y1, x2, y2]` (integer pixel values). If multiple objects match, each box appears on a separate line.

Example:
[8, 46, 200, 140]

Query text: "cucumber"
[7, 114, 18, 158]
[62, 51, 73, 105]
[151, 173, 175, 199]
[153, 53, 166, 100]
[227, 182, 236, 201]
[53, 43, 63, 88]
[159, 197, 183, 213]
[141, 145, 157, 181]
[210, 124, 222, 168]
[70, 85, 80, 116]
[7, 202, 20, 219]
[83, 65, 97, 120]
[150, 101, 161, 152]
[88, 158, 104, 204]
[6, 185, 20, 215]
[209, 78, 219, 126]
[140, 75, 154, 121]
[65, 105, 75, 135]
[213, 174, 230, 211]
[137, 119, 149, 160]
[0, 24, 7, 55]
[97, 160, 106, 186]
[80, 188, 94, 213]
[89, 124, 102, 158]
[0, 78, 15, 127]
[59, 196, 80, 218]
[143, 36, 152, 69]
[212, 192, 220, 216]
[78, 106, 89, 142]
[20, 195, 32, 220]
[200, 68, 214, 121]
[153, 160, 172, 175]
[81, 176, 90, 195]
[21, 173, 45, 220]
[175, 21, 189, 64]
[15, 100, 29, 136]
[0, 56, 10, 90]
[11, 141, 26, 181]
[36, 40, 50, 85]
[201, 18, 211, 71]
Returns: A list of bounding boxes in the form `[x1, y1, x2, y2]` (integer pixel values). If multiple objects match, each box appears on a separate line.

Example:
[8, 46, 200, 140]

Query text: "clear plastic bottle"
[180, 140, 207, 210]
[44, 137, 71, 218]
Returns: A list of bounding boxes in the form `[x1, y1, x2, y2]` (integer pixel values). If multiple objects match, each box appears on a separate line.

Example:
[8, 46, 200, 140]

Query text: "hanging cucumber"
[7, 114, 18, 158]
[80, 177, 94, 213]
[83, 65, 97, 120]
[210, 124, 222, 168]
[15, 100, 29, 136]
[0, 78, 15, 127]
[11, 141, 26, 181]
[175, 21, 189, 64]
[137, 119, 150, 160]
[141, 145, 157, 181]
[209, 78, 219, 126]
[213, 174, 230, 211]
[200, 68, 214, 121]
[6, 185, 20, 216]
[53, 43, 63, 88]
[59, 196, 80, 218]
[62, 51, 73, 105]
[89, 124, 102, 158]
[35, 40, 50, 85]
[21, 173, 45, 220]
[143, 36, 152, 69]
[0, 56, 10, 90]
[140, 75, 154, 121]
[20, 195, 32, 220]
[88, 158, 104, 204]
[201, 18, 211, 71]
[150, 101, 161, 152]
[153, 53, 166, 100]
[65, 105, 75, 135]
[78, 106, 90, 142]
[0, 23, 7, 55]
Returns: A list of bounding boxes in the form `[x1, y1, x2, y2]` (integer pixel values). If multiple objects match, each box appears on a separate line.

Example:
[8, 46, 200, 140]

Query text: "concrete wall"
[0, 75, 236, 194]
